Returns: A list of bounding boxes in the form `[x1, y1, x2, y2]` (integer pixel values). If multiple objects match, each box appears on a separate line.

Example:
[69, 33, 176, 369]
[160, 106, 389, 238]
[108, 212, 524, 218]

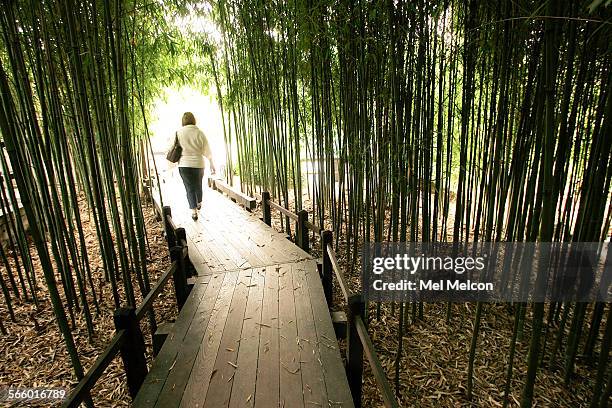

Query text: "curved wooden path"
[133, 176, 354, 408]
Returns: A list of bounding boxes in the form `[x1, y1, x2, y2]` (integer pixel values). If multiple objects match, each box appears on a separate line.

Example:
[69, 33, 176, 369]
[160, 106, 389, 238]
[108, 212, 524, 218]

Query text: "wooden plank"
[185, 234, 212, 275]
[211, 212, 269, 267]
[177, 192, 233, 269]
[181, 190, 291, 271]
[254, 266, 281, 407]
[203, 270, 252, 407]
[219, 229, 289, 268]
[179, 271, 239, 407]
[219, 228, 267, 269]
[292, 262, 327, 407]
[190, 275, 212, 285]
[278, 263, 304, 408]
[303, 260, 354, 406]
[198, 213, 254, 269]
[208, 195, 285, 251]
[209, 190, 311, 265]
[229, 268, 265, 408]
[151, 274, 226, 408]
[186, 228, 223, 271]
[187, 223, 238, 271]
[242, 226, 307, 265]
[183, 219, 235, 271]
[197, 187, 310, 268]
[197, 218, 249, 270]
[132, 281, 214, 407]
[273, 236, 311, 261]
[208, 195, 286, 266]
[163, 196, 223, 272]
[241, 231, 289, 265]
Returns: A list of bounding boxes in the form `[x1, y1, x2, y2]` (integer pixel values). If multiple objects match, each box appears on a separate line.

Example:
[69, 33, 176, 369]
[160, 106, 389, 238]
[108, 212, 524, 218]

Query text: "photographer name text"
[371, 278, 494, 292]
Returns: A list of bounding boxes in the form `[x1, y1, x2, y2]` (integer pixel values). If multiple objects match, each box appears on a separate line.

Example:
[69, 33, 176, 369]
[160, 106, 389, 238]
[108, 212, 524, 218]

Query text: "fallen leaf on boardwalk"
[281, 363, 300, 374]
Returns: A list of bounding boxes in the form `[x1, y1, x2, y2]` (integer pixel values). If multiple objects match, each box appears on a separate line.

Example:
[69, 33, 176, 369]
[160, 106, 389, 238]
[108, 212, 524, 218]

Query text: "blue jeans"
[179, 167, 204, 209]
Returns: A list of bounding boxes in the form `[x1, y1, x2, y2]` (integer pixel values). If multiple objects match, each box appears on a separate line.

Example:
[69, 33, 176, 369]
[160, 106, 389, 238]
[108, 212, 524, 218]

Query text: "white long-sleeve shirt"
[167, 124, 213, 168]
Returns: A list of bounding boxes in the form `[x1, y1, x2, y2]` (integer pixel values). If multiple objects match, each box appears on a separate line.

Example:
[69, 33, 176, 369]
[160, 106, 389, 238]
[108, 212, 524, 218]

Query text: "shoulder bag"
[166, 132, 182, 163]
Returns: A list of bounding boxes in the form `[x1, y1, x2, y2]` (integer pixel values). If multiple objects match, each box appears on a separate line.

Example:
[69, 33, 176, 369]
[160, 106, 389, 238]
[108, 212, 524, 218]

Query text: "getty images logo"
[372, 253, 488, 275]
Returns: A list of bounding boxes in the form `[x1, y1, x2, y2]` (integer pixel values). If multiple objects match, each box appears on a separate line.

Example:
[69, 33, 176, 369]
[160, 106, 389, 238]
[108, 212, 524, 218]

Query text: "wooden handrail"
[261, 195, 322, 233]
[64, 206, 192, 406]
[165, 213, 178, 233]
[268, 199, 299, 221]
[320, 230, 397, 408]
[61, 330, 126, 408]
[355, 316, 399, 408]
[209, 177, 256, 210]
[135, 262, 177, 321]
[326, 243, 351, 302]
[260, 192, 319, 253]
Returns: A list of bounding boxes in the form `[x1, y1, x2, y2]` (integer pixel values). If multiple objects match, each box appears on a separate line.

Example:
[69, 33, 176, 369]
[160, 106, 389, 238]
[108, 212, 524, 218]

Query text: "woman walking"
[168, 112, 215, 221]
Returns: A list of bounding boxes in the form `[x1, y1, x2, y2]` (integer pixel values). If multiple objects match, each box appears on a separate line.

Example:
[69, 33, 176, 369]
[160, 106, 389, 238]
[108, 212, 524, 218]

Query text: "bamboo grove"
[0, 0, 180, 387]
[206, 0, 612, 406]
[0, 0, 611, 407]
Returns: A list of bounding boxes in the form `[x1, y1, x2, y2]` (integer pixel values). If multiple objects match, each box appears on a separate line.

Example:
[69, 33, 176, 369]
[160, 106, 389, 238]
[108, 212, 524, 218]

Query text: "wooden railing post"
[170, 246, 189, 311]
[162, 206, 176, 250]
[296, 209, 309, 253]
[321, 230, 333, 307]
[261, 191, 272, 226]
[175, 227, 196, 277]
[114, 308, 148, 399]
[175, 226, 187, 247]
[347, 294, 365, 408]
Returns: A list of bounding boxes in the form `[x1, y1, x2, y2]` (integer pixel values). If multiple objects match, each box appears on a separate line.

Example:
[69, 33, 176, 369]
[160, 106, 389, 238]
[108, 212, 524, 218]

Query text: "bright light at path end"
[149, 86, 227, 171]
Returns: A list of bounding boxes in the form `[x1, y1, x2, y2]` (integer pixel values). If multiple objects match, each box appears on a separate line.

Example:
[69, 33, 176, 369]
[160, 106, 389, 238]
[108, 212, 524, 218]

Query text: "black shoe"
[191, 211, 198, 221]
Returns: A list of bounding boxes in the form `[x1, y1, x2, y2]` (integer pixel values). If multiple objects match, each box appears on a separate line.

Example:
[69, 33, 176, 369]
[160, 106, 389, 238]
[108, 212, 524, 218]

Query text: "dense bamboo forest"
[0, 0, 611, 407]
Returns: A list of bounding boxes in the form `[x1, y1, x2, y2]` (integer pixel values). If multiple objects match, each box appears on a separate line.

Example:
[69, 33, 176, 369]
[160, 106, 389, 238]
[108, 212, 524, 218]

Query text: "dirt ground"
[0, 197, 175, 408]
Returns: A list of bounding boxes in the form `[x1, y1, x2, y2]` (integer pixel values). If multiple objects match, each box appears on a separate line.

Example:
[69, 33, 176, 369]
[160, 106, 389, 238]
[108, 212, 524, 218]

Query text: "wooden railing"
[62, 206, 193, 408]
[260, 191, 318, 253]
[208, 177, 256, 211]
[259, 191, 399, 408]
[323, 238, 399, 408]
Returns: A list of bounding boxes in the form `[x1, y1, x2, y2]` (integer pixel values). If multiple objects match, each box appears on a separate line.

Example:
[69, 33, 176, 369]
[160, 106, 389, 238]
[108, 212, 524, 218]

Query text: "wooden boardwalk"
[134, 177, 353, 407]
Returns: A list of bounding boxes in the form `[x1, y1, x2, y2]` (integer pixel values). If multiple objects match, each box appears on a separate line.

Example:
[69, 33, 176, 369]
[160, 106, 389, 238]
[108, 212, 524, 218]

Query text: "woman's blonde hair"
[182, 112, 196, 126]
